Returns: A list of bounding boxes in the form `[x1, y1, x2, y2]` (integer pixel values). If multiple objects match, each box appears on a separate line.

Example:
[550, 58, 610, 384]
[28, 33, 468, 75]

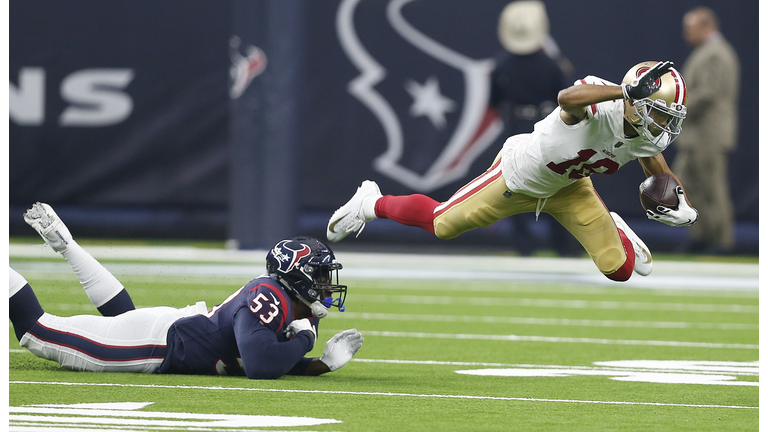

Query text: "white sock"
[361, 196, 380, 222]
[61, 241, 125, 308]
[9, 267, 29, 298]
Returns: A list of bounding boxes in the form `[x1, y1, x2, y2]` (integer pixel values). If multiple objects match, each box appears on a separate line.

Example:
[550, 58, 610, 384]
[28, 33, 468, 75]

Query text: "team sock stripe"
[28, 321, 167, 362]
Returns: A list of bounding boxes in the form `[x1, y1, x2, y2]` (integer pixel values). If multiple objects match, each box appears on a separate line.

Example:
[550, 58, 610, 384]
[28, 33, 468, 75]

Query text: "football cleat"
[326, 180, 382, 242]
[23, 202, 73, 253]
[610, 212, 652, 276]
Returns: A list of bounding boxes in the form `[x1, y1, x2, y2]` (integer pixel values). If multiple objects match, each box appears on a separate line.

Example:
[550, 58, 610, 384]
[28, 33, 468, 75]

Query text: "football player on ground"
[10, 203, 363, 378]
[328, 61, 698, 281]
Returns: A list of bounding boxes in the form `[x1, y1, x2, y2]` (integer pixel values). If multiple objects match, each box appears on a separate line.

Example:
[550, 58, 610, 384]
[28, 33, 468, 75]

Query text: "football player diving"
[327, 61, 698, 281]
[10, 202, 363, 379]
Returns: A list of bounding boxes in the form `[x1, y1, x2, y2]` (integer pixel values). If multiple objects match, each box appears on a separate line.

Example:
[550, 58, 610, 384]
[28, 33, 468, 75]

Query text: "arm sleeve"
[284, 316, 322, 376]
[286, 357, 314, 375]
[233, 313, 315, 379]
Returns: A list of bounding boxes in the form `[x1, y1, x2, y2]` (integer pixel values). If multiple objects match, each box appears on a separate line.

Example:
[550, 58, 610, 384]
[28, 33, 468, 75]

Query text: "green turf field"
[9, 243, 758, 431]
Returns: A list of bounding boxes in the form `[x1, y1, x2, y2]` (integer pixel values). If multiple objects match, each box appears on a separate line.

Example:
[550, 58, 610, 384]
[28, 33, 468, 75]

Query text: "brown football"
[639, 174, 679, 211]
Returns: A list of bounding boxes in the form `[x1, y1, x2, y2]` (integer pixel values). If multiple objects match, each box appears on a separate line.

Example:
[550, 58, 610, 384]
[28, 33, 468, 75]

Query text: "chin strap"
[274, 274, 329, 318]
[309, 301, 329, 319]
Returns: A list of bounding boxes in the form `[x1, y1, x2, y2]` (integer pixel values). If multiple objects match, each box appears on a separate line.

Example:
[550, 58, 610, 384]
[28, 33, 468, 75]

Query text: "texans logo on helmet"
[271, 240, 311, 273]
[337, 0, 503, 193]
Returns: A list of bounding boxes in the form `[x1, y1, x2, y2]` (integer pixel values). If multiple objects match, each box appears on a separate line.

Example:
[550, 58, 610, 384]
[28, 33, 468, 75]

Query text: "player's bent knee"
[433, 222, 461, 240]
[597, 248, 632, 282]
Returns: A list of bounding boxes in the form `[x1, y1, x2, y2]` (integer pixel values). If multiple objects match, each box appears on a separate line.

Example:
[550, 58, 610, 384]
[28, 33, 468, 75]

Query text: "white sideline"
[350, 358, 760, 376]
[8, 244, 758, 291]
[8, 351, 758, 377]
[9, 381, 757, 410]
[328, 312, 757, 330]
[331, 330, 758, 350]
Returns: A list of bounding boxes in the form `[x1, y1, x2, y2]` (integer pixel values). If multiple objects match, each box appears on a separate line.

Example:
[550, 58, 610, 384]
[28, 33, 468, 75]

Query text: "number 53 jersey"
[500, 75, 663, 199]
[156, 275, 317, 379]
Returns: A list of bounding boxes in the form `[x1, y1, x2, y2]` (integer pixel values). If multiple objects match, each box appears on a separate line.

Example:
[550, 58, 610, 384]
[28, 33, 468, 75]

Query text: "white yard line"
[348, 295, 758, 313]
[350, 359, 760, 375]
[9, 381, 757, 410]
[349, 330, 758, 350]
[35, 299, 758, 317]
[327, 312, 757, 330]
[9, 351, 757, 376]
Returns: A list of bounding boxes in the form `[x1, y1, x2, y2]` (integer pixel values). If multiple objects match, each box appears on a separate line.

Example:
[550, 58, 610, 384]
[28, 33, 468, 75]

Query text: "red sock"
[375, 195, 439, 234]
[605, 229, 635, 282]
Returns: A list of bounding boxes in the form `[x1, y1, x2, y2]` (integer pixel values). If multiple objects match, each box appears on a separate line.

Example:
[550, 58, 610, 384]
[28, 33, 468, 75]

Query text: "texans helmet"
[622, 61, 688, 150]
[266, 236, 347, 318]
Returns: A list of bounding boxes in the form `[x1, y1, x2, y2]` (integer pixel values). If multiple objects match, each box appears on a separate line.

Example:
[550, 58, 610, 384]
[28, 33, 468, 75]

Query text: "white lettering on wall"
[9, 67, 135, 127]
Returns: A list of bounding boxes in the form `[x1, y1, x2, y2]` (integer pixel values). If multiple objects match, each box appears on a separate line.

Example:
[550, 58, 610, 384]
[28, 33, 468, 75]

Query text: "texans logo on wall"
[230, 36, 267, 100]
[337, 0, 503, 193]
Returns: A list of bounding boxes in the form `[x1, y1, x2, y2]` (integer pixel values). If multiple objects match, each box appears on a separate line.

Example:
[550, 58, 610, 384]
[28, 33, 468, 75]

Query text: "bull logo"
[271, 240, 311, 274]
[337, 0, 503, 192]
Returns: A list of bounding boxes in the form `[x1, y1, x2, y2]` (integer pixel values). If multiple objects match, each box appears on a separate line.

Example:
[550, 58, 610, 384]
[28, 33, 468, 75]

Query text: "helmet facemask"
[266, 237, 348, 318]
[621, 61, 688, 150]
[299, 261, 347, 317]
[628, 98, 686, 149]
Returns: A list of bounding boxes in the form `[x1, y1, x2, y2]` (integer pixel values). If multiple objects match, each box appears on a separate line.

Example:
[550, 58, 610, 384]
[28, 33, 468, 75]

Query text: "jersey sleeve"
[233, 283, 315, 379]
[285, 316, 323, 376]
[573, 75, 621, 121]
[286, 357, 314, 375]
[244, 283, 291, 333]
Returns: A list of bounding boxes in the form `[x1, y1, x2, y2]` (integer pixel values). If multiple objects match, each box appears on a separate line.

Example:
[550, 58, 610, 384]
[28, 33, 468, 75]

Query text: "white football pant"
[20, 302, 207, 373]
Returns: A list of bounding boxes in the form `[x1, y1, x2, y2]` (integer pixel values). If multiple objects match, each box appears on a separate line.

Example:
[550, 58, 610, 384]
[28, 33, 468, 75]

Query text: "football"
[639, 173, 679, 211]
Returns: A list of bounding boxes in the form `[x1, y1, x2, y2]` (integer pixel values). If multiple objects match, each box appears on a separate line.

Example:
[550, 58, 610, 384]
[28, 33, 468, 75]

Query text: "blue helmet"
[266, 236, 347, 318]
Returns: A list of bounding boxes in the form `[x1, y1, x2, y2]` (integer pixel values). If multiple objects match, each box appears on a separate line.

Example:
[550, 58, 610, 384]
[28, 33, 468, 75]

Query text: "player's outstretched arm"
[557, 84, 624, 124]
[303, 329, 365, 376]
[235, 322, 316, 379]
[301, 358, 333, 376]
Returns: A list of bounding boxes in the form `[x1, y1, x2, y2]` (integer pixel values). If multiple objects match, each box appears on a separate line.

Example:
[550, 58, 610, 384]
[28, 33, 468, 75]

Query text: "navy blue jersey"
[156, 275, 318, 379]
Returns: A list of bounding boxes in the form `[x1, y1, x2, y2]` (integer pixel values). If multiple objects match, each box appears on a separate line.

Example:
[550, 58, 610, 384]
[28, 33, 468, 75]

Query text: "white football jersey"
[500, 76, 662, 198]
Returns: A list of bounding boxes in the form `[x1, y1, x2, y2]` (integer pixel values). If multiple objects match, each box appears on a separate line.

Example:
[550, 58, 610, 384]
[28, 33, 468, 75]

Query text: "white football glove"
[284, 318, 317, 344]
[319, 329, 364, 372]
[646, 186, 698, 227]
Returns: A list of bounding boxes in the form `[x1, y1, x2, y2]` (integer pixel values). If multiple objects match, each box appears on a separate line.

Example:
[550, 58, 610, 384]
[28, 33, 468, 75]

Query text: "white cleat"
[610, 211, 652, 276]
[327, 180, 382, 242]
[23, 202, 73, 253]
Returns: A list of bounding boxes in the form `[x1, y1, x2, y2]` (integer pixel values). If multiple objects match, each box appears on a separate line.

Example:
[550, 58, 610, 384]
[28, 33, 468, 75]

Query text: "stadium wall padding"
[10, 0, 759, 251]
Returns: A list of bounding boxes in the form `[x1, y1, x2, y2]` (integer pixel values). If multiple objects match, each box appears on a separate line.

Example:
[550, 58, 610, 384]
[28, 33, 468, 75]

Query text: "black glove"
[622, 61, 673, 100]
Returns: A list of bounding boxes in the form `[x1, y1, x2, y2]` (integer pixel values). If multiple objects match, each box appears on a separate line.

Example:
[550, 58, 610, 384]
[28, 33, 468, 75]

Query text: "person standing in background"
[674, 6, 740, 254]
[489, 0, 579, 256]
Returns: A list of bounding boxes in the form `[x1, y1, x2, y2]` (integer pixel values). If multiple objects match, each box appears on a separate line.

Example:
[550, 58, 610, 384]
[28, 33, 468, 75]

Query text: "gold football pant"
[432, 154, 630, 278]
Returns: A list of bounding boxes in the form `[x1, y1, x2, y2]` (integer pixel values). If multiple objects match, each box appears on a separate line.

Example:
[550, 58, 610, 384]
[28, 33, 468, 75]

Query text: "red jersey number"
[546, 149, 619, 179]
